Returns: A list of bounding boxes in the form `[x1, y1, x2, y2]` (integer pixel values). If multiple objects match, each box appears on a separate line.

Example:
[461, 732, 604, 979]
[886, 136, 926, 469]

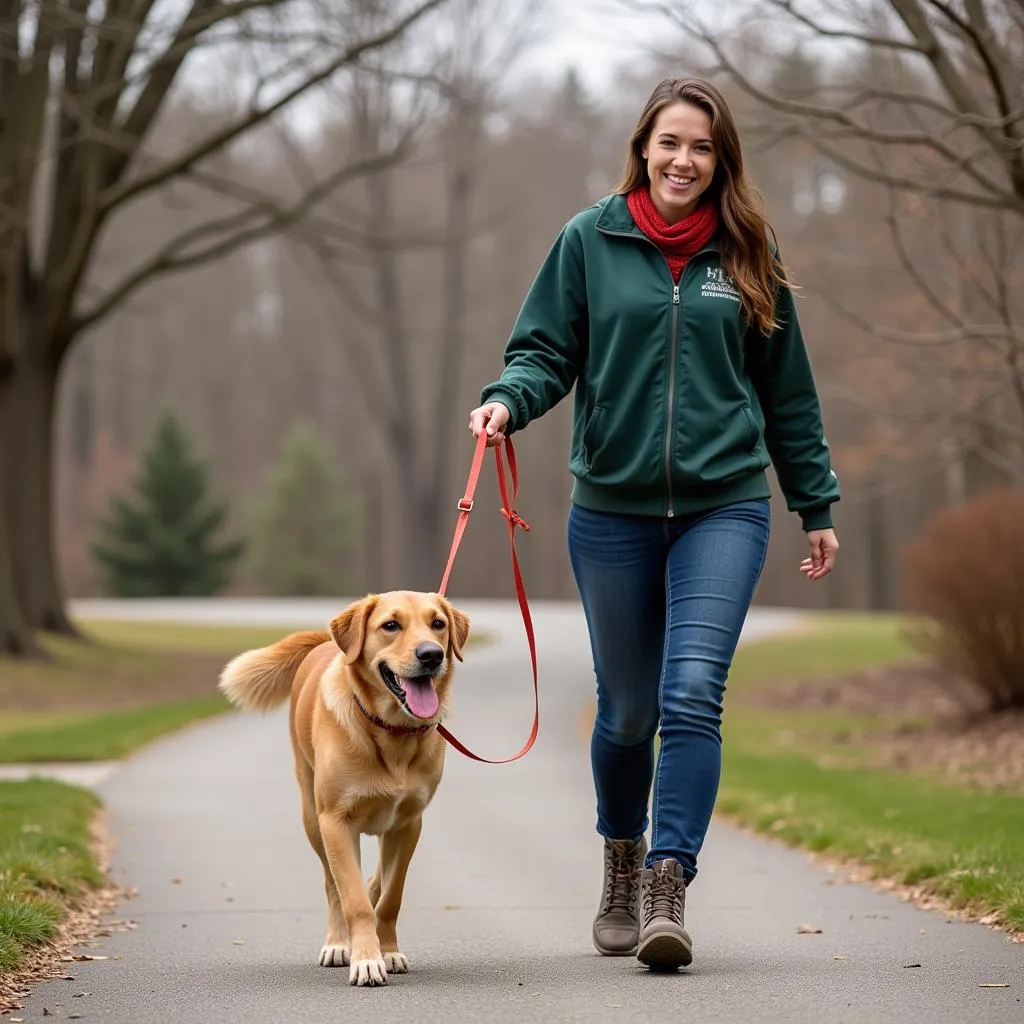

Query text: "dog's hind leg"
[372, 816, 423, 974]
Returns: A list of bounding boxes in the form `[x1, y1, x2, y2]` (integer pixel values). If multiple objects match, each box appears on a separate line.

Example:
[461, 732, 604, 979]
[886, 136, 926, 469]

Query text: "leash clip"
[457, 497, 474, 513]
[501, 507, 530, 532]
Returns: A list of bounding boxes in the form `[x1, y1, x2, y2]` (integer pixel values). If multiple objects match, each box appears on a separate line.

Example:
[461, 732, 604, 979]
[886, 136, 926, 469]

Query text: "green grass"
[718, 752, 1024, 933]
[710, 612, 1024, 936]
[0, 620, 275, 765]
[0, 780, 101, 974]
[725, 611, 914, 694]
[0, 696, 230, 763]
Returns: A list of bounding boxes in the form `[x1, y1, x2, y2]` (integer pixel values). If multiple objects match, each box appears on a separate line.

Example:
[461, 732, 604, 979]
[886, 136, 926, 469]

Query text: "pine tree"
[91, 410, 244, 596]
[246, 423, 359, 596]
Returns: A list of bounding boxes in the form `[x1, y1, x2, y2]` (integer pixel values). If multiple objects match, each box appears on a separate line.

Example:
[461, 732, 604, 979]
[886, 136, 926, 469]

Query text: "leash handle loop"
[437, 431, 539, 764]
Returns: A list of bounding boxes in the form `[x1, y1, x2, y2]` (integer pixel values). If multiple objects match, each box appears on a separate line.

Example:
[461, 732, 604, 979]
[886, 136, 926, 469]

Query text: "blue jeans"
[567, 500, 771, 883]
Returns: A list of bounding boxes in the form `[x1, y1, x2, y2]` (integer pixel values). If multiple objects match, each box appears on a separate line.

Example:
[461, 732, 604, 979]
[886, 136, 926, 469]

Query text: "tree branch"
[72, 144, 407, 336]
[889, 0, 1010, 161]
[820, 284, 1024, 347]
[763, 0, 922, 51]
[296, 238, 399, 421]
[884, 187, 962, 328]
[801, 130, 1023, 212]
[99, 0, 446, 212]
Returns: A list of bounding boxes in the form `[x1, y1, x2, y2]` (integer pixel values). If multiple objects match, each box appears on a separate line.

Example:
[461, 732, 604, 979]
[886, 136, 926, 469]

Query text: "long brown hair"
[614, 78, 792, 334]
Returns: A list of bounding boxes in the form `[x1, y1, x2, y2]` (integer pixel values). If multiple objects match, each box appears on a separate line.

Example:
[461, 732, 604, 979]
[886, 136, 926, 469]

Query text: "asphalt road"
[16, 599, 1024, 1023]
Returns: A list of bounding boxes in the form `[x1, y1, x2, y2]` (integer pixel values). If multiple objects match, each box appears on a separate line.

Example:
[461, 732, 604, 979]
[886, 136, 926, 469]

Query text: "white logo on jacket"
[701, 266, 741, 302]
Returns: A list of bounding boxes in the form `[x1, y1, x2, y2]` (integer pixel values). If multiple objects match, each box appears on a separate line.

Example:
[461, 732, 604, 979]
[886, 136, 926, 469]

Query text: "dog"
[218, 591, 471, 986]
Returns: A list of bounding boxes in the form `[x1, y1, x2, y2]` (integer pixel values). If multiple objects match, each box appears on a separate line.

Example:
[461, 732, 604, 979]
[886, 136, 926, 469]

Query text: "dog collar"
[352, 693, 436, 736]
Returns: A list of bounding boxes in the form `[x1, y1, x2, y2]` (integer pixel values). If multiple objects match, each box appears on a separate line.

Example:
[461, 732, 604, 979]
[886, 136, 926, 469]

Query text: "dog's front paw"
[349, 955, 388, 987]
[383, 952, 409, 974]
[319, 944, 350, 967]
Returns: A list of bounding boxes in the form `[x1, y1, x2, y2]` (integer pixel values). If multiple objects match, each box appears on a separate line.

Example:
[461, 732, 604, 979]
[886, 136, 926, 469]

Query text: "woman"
[468, 78, 840, 972]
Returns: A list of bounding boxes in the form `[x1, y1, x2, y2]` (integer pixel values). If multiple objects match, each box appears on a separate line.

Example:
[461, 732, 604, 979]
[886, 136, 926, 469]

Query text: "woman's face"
[641, 101, 717, 223]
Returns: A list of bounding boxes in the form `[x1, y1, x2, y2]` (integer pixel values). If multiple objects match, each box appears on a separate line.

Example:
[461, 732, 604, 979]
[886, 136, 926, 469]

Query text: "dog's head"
[329, 591, 471, 725]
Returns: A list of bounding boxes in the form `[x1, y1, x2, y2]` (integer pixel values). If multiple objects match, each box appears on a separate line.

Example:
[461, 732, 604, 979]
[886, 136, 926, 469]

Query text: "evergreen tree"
[246, 423, 359, 596]
[91, 410, 244, 596]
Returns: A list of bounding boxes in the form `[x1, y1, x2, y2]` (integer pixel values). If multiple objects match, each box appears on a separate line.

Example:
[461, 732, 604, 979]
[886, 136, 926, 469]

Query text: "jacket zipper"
[596, 224, 718, 519]
[665, 282, 680, 517]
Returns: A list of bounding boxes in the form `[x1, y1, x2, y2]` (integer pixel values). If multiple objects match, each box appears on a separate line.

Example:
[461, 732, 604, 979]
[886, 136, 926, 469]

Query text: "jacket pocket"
[582, 403, 607, 472]
[741, 405, 760, 451]
[742, 403, 771, 470]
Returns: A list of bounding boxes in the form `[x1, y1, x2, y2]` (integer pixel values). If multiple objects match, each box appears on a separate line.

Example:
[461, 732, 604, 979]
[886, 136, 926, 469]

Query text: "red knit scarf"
[626, 186, 719, 281]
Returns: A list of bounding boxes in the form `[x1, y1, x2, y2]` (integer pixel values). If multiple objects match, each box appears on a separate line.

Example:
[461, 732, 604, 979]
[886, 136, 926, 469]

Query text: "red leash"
[437, 431, 539, 763]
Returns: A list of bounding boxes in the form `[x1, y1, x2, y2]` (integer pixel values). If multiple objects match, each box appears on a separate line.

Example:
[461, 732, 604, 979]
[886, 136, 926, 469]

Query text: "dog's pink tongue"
[401, 677, 439, 719]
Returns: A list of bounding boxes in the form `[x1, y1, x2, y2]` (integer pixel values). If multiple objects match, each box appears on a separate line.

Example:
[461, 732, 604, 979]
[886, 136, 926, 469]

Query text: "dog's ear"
[440, 597, 471, 663]
[329, 595, 377, 665]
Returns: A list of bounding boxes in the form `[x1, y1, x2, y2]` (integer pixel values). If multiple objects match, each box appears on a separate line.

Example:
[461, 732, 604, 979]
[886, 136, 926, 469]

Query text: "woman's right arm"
[474, 222, 589, 435]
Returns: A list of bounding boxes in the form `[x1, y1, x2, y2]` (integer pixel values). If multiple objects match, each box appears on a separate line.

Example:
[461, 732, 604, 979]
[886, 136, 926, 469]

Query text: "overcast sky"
[510, 0, 662, 96]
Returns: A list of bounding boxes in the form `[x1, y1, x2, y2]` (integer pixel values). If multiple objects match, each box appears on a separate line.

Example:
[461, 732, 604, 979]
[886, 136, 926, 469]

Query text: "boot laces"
[602, 841, 641, 913]
[644, 864, 683, 920]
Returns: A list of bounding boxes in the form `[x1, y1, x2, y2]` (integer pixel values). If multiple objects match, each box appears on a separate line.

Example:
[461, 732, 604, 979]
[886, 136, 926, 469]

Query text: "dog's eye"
[431, 618, 446, 631]
[381, 620, 401, 632]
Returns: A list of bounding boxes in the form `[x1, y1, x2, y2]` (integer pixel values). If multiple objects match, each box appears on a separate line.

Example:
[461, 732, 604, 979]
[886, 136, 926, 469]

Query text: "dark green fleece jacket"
[481, 194, 839, 530]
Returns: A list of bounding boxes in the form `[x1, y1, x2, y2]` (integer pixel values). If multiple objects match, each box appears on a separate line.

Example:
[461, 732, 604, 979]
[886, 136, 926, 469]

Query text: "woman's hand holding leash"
[469, 401, 511, 447]
[801, 528, 839, 581]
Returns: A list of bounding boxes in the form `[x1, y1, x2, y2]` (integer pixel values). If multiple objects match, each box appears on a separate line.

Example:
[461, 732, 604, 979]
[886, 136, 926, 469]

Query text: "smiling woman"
[467, 76, 841, 973]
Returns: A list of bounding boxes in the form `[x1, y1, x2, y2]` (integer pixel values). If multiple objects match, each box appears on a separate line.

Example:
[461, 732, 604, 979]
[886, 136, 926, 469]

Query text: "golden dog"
[218, 591, 471, 986]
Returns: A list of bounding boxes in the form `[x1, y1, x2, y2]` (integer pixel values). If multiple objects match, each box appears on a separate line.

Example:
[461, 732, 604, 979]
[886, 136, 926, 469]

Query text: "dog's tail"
[218, 630, 330, 711]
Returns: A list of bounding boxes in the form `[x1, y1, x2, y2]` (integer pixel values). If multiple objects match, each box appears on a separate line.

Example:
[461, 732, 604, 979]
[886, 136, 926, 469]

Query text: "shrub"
[900, 489, 1024, 713]
[246, 423, 360, 596]
[91, 410, 244, 596]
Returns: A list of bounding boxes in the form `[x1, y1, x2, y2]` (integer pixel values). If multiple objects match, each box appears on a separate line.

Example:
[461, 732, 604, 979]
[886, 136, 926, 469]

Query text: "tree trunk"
[0, 370, 44, 656]
[10, 347, 79, 635]
[434, 100, 478, 499]
[391, 437, 448, 592]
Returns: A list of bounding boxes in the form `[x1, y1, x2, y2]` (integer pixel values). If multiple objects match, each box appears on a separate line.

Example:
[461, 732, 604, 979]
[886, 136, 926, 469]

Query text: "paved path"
[15, 599, 1024, 1022]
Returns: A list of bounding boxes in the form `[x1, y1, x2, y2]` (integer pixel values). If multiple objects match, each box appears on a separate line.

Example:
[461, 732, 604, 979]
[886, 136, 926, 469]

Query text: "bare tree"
[0, 0, 447, 655]
[305, 0, 543, 590]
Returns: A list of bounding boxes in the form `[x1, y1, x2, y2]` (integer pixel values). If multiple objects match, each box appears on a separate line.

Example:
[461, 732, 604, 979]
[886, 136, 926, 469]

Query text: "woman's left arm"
[747, 283, 841, 566]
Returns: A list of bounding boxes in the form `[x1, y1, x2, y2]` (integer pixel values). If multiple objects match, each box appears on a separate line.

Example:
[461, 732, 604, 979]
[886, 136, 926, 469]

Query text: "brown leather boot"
[636, 858, 692, 970]
[592, 836, 646, 956]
